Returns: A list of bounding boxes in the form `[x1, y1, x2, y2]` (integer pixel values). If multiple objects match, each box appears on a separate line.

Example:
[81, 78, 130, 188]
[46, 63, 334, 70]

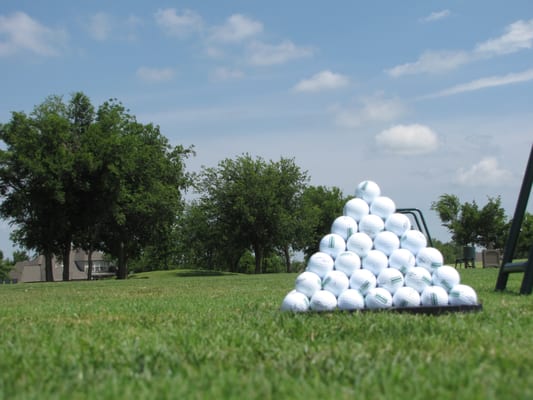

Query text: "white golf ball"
[400, 230, 428, 255]
[346, 232, 373, 258]
[349, 268, 377, 296]
[334, 251, 361, 277]
[331, 215, 358, 241]
[373, 231, 400, 256]
[432, 265, 461, 292]
[365, 287, 393, 309]
[392, 286, 421, 308]
[355, 180, 381, 204]
[370, 196, 396, 220]
[388, 248, 416, 275]
[280, 290, 310, 312]
[343, 197, 370, 222]
[319, 233, 346, 259]
[322, 270, 350, 297]
[358, 214, 385, 239]
[404, 266, 432, 293]
[295, 271, 323, 298]
[377, 268, 405, 295]
[305, 252, 334, 279]
[310, 290, 338, 311]
[421, 286, 449, 306]
[416, 247, 444, 274]
[337, 288, 365, 310]
[385, 213, 412, 237]
[449, 284, 478, 306]
[362, 249, 389, 277]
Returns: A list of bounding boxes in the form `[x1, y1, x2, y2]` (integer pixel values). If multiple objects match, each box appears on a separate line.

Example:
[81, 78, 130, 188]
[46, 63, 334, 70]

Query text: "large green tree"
[0, 94, 192, 280]
[0, 96, 74, 281]
[195, 154, 309, 274]
[431, 194, 507, 249]
[94, 99, 193, 279]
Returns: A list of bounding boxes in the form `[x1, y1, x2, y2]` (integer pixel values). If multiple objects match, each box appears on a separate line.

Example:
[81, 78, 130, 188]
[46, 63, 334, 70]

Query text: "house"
[8, 249, 115, 282]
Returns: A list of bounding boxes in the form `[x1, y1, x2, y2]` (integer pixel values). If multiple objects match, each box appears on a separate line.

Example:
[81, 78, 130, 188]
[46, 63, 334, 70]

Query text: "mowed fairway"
[1, 268, 533, 400]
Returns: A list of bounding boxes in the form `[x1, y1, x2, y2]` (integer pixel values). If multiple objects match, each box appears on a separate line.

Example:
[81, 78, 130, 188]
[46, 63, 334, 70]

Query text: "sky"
[1, 1, 532, 259]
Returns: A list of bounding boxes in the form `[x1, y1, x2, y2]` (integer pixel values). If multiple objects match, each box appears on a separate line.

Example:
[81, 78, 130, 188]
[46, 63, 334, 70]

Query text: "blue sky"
[1, 1, 533, 258]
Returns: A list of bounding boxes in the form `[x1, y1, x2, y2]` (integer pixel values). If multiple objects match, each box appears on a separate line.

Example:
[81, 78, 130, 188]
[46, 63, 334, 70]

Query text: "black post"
[495, 144, 533, 291]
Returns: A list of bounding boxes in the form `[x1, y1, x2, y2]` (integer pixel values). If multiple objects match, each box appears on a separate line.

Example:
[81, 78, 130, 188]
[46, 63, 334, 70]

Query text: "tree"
[0, 94, 192, 281]
[431, 194, 507, 249]
[94, 99, 193, 279]
[195, 154, 309, 274]
[0, 250, 13, 281]
[0, 96, 74, 281]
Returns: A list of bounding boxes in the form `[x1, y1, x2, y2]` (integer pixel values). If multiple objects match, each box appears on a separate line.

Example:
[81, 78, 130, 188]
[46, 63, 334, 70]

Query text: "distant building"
[9, 249, 115, 282]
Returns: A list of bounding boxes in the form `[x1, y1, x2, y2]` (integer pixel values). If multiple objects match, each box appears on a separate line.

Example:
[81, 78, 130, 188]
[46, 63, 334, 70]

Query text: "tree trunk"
[62, 243, 71, 281]
[44, 252, 54, 282]
[117, 241, 128, 279]
[254, 245, 263, 274]
[283, 245, 292, 273]
[87, 248, 93, 281]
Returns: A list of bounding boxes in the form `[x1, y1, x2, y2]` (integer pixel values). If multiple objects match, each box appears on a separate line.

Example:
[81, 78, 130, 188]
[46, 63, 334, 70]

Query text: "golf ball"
[346, 232, 373, 258]
[432, 265, 460, 293]
[322, 270, 350, 297]
[280, 290, 310, 312]
[319, 233, 346, 259]
[370, 196, 396, 220]
[337, 288, 365, 310]
[343, 197, 370, 222]
[305, 251, 334, 279]
[310, 290, 338, 311]
[392, 286, 421, 308]
[358, 214, 385, 239]
[449, 284, 478, 306]
[331, 215, 358, 241]
[355, 180, 381, 204]
[420, 285, 449, 306]
[362, 249, 389, 277]
[295, 271, 322, 298]
[334, 251, 361, 277]
[349, 268, 377, 296]
[365, 287, 393, 309]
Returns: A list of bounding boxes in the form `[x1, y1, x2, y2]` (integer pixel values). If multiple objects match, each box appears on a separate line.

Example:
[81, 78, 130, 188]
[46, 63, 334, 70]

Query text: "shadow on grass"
[174, 270, 236, 278]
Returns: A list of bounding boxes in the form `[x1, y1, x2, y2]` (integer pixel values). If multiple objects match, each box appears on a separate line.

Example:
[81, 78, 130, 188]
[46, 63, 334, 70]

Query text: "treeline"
[0, 93, 192, 280]
[1, 93, 531, 279]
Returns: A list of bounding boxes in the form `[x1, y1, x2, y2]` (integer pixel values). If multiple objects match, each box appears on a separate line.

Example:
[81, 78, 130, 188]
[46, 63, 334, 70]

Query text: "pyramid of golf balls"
[281, 180, 479, 312]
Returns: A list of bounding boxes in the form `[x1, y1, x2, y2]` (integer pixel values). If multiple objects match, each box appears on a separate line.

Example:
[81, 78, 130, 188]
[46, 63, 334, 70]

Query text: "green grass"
[1, 268, 533, 400]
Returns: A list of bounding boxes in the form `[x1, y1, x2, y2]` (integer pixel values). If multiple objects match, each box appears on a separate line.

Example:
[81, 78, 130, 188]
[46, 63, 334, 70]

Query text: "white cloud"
[293, 70, 349, 92]
[375, 124, 438, 155]
[388, 19, 533, 77]
[420, 10, 451, 23]
[247, 40, 314, 66]
[154, 8, 203, 37]
[333, 95, 407, 128]
[210, 14, 263, 43]
[475, 19, 533, 56]
[0, 11, 67, 56]
[211, 67, 244, 81]
[426, 68, 533, 98]
[386, 50, 470, 77]
[136, 66, 175, 82]
[456, 157, 513, 186]
[88, 12, 112, 41]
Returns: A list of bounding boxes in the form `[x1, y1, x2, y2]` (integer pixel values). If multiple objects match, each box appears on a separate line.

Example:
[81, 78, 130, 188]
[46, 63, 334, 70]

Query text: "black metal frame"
[495, 144, 533, 294]
[396, 208, 434, 247]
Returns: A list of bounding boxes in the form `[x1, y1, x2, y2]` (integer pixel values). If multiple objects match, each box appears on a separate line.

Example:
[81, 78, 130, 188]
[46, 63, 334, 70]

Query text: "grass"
[1, 267, 533, 400]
